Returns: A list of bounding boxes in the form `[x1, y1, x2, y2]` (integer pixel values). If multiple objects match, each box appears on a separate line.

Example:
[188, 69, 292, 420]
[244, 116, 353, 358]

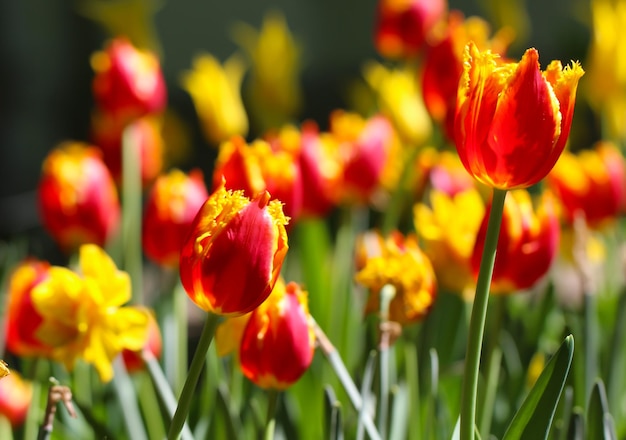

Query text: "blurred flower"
[454, 42, 584, 189]
[362, 61, 432, 145]
[233, 11, 302, 131]
[355, 230, 437, 325]
[374, 0, 447, 59]
[584, 0, 626, 140]
[91, 112, 164, 188]
[0, 370, 32, 427]
[38, 142, 120, 251]
[472, 190, 560, 294]
[78, 0, 163, 55]
[421, 11, 514, 141]
[215, 313, 252, 357]
[266, 123, 342, 218]
[181, 53, 248, 146]
[414, 187, 485, 298]
[329, 111, 392, 203]
[179, 182, 289, 316]
[121, 310, 163, 373]
[5, 259, 53, 357]
[415, 147, 476, 197]
[0, 361, 8, 379]
[91, 37, 166, 121]
[31, 245, 150, 382]
[213, 136, 302, 221]
[142, 169, 208, 267]
[239, 279, 315, 390]
[547, 141, 625, 228]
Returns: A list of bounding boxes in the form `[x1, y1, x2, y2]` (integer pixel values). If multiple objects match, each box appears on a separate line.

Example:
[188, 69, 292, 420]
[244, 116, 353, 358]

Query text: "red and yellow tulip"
[454, 42, 584, 189]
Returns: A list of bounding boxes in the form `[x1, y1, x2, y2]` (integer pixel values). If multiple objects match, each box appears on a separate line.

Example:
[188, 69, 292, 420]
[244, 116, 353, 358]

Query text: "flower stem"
[378, 284, 396, 439]
[143, 352, 194, 440]
[312, 317, 382, 440]
[122, 123, 143, 303]
[460, 188, 507, 440]
[167, 312, 220, 440]
[264, 389, 279, 440]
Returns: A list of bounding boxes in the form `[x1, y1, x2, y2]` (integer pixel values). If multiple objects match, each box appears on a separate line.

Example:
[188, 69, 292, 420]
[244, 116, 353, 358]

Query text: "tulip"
[5, 259, 53, 357]
[0, 370, 32, 427]
[0, 361, 8, 379]
[266, 123, 341, 218]
[471, 190, 560, 293]
[239, 279, 315, 389]
[179, 182, 289, 316]
[355, 230, 437, 325]
[421, 11, 513, 141]
[142, 169, 208, 267]
[91, 111, 164, 187]
[38, 142, 121, 251]
[329, 111, 392, 202]
[181, 53, 248, 145]
[213, 136, 303, 221]
[233, 11, 302, 131]
[547, 141, 625, 227]
[374, 0, 447, 59]
[454, 42, 584, 189]
[91, 37, 166, 121]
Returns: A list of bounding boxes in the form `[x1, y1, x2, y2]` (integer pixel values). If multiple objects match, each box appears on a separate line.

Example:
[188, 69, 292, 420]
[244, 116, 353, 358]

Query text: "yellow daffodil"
[31, 245, 149, 382]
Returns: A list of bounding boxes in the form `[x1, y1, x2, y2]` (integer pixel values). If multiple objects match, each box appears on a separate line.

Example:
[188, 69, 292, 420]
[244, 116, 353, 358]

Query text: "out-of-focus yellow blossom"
[77, 0, 162, 55]
[585, 0, 626, 140]
[414, 187, 485, 298]
[0, 361, 8, 379]
[215, 313, 252, 357]
[233, 11, 302, 131]
[355, 230, 437, 325]
[363, 61, 432, 145]
[181, 53, 248, 146]
[31, 245, 150, 382]
[526, 352, 544, 389]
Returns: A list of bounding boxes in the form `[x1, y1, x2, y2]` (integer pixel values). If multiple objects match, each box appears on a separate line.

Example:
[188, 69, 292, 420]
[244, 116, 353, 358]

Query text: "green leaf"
[502, 334, 574, 440]
[587, 379, 618, 440]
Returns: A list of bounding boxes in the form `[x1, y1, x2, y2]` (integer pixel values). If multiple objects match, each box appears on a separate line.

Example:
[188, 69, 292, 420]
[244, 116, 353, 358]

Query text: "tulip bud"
[92, 37, 167, 121]
[142, 169, 208, 267]
[239, 280, 315, 389]
[38, 142, 120, 251]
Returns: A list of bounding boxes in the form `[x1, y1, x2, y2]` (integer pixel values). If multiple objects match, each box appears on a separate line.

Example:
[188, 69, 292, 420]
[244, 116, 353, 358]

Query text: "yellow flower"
[0, 361, 8, 379]
[31, 245, 149, 382]
[362, 61, 432, 145]
[181, 53, 248, 146]
[233, 11, 302, 131]
[355, 231, 437, 325]
[585, 0, 626, 140]
[414, 187, 485, 298]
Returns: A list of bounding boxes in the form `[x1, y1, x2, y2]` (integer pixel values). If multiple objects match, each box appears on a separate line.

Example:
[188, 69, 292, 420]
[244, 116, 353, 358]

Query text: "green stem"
[143, 353, 194, 440]
[460, 188, 507, 440]
[264, 390, 279, 440]
[378, 284, 396, 439]
[112, 359, 148, 440]
[606, 287, 626, 413]
[122, 123, 143, 304]
[167, 312, 220, 440]
[312, 317, 382, 440]
[583, 291, 597, 406]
